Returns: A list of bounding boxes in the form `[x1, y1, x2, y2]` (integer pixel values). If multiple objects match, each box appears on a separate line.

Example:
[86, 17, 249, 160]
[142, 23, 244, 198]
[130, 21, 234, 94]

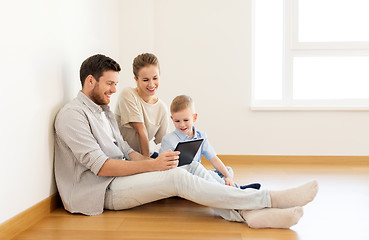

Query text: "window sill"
[250, 105, 369, 111]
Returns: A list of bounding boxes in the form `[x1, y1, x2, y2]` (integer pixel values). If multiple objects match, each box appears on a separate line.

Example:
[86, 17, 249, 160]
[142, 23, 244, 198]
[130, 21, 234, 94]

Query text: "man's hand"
[225, 177, 236, 187]
[98, 150, 180, 177]
[153, 150, 180, 171]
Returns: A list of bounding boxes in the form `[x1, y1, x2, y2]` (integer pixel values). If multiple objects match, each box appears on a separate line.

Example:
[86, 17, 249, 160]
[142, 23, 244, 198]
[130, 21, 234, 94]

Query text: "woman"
[115, 53, 169, 157]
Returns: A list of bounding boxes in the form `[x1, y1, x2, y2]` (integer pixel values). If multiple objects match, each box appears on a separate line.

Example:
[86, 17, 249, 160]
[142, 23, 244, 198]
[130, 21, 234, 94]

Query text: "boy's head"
[170, 95, 198, 137]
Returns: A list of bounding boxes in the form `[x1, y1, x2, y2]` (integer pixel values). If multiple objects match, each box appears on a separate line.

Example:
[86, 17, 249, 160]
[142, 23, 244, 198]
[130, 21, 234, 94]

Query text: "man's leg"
[105, 165, 317, 224]
[241, 207, 304, 229]
[182, 162, 244, 222]
[105, 166, 270, 212]
[104, 170, 177, 210]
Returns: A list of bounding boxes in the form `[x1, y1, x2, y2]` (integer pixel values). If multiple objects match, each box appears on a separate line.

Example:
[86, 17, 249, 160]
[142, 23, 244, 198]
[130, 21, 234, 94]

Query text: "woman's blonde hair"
[132, 53, 160, 78]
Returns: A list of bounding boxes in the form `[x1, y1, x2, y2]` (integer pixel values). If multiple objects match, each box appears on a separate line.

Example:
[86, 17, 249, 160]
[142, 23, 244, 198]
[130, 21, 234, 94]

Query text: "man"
[54, 54, 179, 215]
[54, 54, 318, 228]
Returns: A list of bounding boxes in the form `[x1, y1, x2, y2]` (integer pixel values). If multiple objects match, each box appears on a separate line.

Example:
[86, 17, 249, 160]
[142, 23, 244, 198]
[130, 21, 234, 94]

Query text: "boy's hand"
[154, 150, 180, 171]
[225, 177, 236, 187]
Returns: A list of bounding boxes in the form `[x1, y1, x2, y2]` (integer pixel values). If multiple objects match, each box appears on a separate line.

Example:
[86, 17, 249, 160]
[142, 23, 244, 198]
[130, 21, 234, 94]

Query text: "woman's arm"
[154, 107, 170, 145]
[131, 122, 151, 157]
[209, 156, 235, 187]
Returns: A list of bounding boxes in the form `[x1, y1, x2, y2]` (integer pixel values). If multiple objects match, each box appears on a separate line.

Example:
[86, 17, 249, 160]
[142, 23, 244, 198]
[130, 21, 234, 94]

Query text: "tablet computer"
[174, 139, 204, 167]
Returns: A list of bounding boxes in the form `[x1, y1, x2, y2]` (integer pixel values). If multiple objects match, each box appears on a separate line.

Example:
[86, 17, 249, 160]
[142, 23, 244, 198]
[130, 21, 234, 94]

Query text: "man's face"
[90, 70, 119, 105]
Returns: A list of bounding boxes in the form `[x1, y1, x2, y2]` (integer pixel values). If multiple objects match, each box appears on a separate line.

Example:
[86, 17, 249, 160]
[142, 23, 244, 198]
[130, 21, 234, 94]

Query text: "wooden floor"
[12, 163, 369, 240]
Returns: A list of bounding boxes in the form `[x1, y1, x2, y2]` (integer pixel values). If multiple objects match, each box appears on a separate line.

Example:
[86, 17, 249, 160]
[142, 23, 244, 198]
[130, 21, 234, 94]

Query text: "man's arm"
[131, 122, 151, 157]
[97, 150, 179, 177]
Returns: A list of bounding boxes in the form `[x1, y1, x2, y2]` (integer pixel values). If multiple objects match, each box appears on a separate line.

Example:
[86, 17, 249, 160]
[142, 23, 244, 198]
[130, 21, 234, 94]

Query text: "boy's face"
[171, 108, 198, 137]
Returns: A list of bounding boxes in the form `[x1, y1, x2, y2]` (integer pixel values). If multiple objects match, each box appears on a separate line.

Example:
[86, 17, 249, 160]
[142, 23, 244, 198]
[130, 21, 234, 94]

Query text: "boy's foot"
[240, 183, 261, 190]
[241, 206, 303, 229]
[269, 180, 319, 208]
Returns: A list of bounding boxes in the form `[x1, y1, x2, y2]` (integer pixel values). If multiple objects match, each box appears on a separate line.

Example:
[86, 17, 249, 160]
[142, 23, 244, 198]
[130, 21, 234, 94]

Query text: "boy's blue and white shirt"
[159, 127, 217, 163]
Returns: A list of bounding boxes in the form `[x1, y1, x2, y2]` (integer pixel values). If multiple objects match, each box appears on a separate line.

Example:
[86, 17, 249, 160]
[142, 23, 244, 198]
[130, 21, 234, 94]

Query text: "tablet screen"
[174, 139, 204, 167]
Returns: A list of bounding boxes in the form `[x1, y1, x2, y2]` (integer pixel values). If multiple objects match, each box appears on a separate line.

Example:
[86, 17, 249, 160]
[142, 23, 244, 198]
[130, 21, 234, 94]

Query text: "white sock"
[241, 207, 303, 229]
[269, 180, 319, 208]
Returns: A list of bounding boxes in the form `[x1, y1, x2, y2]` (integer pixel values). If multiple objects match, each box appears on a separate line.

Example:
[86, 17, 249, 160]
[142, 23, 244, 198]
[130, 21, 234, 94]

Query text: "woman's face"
[135, 64, 160, 98]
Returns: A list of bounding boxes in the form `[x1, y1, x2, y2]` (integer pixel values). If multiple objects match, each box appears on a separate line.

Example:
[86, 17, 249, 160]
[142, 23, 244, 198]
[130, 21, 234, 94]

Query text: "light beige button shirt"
[54, 91, 134, 215]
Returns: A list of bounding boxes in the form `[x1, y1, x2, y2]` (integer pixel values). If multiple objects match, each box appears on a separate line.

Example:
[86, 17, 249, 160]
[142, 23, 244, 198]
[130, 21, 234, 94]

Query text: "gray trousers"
[104, 162, 270, 222]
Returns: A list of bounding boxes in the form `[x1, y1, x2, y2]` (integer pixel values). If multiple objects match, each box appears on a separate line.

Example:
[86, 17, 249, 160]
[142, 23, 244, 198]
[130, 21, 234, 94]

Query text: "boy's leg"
[206, 167, 233, 185]
[208, 166, 234, 180]
[208, 166, 261, 190]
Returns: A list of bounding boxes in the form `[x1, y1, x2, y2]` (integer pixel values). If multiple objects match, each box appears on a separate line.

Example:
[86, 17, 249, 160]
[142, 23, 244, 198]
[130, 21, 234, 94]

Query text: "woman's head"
[133, 53, 160, 78]
[133, 53, 161, 101]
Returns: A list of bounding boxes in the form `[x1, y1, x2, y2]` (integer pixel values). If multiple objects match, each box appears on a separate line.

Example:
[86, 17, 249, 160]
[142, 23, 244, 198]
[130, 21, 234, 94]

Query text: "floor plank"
[12, 163, 369, 240]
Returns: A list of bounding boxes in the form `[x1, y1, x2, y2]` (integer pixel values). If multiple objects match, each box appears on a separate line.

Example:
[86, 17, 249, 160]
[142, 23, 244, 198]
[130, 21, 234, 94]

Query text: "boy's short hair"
[80, 54, 121, 87]
[170, 95, 196, 114]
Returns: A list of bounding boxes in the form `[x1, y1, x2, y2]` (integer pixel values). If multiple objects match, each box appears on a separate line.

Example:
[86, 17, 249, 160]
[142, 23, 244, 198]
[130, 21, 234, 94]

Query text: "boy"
[160, 95, 260, 190]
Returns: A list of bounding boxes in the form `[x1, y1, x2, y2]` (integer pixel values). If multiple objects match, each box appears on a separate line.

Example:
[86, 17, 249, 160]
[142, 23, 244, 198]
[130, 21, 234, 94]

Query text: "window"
[252, 0, 369, 110]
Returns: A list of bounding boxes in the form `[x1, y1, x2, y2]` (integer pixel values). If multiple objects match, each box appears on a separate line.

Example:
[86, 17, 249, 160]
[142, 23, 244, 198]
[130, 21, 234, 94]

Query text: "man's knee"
[167, 167, 192, 188]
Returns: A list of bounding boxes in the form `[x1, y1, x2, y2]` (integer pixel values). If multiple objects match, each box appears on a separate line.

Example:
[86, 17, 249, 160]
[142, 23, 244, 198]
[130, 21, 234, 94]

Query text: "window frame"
[251, 0, 369, 111]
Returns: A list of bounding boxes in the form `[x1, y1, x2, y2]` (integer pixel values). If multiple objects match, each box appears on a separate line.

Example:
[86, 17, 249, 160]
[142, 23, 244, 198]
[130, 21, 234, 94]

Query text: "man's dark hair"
[80, 54, 121, 86]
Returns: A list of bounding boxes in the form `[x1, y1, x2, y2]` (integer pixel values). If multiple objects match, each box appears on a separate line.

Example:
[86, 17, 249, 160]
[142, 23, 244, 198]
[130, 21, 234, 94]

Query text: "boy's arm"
[159, 135, 176, 154]
[208, 156, 235, 187]
[199, 132, 235, 186]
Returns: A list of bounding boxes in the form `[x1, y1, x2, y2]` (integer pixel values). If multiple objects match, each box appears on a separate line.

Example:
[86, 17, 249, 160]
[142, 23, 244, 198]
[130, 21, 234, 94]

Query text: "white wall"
[0, 0, 122, 224]
[116, 0, 369, 155]
[2, 0, 369, 225]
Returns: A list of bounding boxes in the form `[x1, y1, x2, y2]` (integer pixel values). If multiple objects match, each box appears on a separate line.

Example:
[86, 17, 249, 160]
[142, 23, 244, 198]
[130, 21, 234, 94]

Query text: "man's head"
[80, 54, 121, 105]
[170, 95, 198, 137]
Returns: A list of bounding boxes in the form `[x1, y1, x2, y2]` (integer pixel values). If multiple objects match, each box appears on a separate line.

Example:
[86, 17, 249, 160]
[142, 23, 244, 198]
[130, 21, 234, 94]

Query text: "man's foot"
[241, 207, 303, 229]
[270, 180, 319, 208]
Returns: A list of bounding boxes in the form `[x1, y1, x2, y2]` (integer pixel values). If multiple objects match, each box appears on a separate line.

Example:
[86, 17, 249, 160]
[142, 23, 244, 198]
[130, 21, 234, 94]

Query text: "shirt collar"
[174, 127, 200, 141]
[77, 91, 108, 114]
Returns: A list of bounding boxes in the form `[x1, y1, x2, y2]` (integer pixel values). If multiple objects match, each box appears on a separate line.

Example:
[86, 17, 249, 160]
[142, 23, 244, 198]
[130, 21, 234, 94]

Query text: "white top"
[115, 87, 169, 153]
[101, 110, 117, 144]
